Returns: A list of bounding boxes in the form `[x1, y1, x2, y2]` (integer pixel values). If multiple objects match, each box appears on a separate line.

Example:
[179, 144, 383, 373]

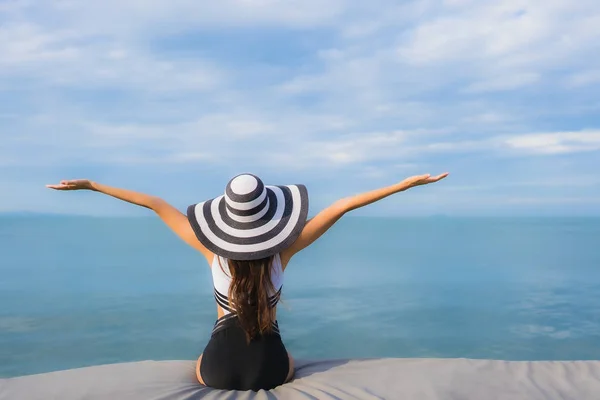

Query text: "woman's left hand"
[46, 179, 94, 191]
[403, 173, 449, 189]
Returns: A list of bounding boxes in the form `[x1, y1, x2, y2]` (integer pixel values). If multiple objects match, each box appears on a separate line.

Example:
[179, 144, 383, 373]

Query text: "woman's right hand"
[46, 179, 95, 191]
[403, 173, 449, 188]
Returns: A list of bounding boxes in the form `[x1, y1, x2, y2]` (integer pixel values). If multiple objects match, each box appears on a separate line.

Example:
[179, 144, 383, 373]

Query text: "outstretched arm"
[281, 173, 448, 267]
[46, 179, 212, 263]
[341, 173, 449, 212]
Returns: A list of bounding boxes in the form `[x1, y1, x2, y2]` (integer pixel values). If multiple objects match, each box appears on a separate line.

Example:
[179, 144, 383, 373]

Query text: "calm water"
[1, 216, 600, 378]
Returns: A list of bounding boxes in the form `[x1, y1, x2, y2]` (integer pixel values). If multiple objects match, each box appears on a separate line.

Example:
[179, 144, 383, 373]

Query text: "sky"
[1, 0, 599, 217]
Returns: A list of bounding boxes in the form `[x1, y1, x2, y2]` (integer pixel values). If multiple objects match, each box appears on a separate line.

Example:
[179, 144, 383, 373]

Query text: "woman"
[46, 171, 448, 391]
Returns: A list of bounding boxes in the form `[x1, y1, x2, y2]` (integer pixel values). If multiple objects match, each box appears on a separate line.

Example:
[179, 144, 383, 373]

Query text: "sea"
[1, 216, 599, 378]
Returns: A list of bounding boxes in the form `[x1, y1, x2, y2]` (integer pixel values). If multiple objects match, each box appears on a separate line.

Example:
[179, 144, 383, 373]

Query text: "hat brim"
[187, 184, 309, 261]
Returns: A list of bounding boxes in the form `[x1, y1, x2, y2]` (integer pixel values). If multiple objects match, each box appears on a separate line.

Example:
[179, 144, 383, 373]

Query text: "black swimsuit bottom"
[200, 313, 289, 391]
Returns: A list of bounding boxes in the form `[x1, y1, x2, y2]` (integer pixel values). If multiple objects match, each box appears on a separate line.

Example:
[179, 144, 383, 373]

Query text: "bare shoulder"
[205, 252, 215, 268]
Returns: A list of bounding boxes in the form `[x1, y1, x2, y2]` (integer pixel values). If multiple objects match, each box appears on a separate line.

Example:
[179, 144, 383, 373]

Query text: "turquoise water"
[1, 216, 600, 378]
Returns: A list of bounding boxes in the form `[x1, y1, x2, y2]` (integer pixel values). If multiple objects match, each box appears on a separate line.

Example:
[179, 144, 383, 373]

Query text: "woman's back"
[211, 253, 284, 319]
[203, 253, 288, 390]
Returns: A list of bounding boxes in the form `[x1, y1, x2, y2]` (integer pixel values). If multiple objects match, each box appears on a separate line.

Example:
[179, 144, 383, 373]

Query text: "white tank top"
[211, 253, 284, 316]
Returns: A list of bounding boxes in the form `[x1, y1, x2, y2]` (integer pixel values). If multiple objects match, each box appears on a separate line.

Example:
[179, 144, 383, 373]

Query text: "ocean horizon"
[2, 215, 600, 378]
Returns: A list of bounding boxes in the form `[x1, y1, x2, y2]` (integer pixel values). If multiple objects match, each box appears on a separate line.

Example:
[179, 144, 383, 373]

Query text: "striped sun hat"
[187, 173, 309, 261]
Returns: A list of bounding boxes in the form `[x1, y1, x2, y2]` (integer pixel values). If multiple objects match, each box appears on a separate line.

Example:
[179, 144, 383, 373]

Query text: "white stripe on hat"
[230, 174, 258, 195]
[225, 197, 271, 223]
[225, 187, 267, 211]
[194, 185, 302, 253]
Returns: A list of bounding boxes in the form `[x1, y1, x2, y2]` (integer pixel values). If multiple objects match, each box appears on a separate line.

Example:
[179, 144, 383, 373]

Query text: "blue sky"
[1, 0, 599, 216]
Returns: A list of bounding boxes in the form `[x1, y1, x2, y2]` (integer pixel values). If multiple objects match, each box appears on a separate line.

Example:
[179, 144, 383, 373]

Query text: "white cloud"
[506, 197, 600, 205]
[268, 0, 600, 138]
[0, 23, 78, 66]
[397, 0, 600, 68]
[357, 163, 421, 180]
[50, 0, 346, 32]
[397, 5, 547, 65]
[295, 129, 600, 166]
[461, 112, 510, 125]
[565, 69, 600, 87]
[0, 0, 347, 37]
[446, 176, 600, 192]
[1, 1, 346, 93]
[502, 130, 600, 154]
[0, 23, 223, 92]
[0, 0, 30, 14]
[270, 129, 436, 168]
[464, 72, 540, 93]
[4, 105, 598, 170]
[3, 0, 599, 119]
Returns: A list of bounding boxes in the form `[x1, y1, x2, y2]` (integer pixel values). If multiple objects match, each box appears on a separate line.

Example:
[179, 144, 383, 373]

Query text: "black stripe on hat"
[218, 189, 277, 230]
[225, 174, 264, 204]
[202, 186, 294, 245]
[225, 192, 269, 217]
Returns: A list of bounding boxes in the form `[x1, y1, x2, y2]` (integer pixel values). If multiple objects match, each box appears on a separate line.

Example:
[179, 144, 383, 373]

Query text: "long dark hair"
[219, 255, 276, 343]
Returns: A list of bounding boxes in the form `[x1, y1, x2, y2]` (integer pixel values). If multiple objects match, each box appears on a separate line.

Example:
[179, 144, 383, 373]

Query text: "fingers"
[410, 172, 449, 186]
[46, 183, 75, 190]
[52, 179, 90, 189]
[429, 172, 449, 182]
[47, 179, 84, 190]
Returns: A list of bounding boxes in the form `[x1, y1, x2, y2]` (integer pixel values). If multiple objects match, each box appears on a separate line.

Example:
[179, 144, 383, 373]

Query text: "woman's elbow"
[333, 198, 352, 214]
[147, 196, 166, 211]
